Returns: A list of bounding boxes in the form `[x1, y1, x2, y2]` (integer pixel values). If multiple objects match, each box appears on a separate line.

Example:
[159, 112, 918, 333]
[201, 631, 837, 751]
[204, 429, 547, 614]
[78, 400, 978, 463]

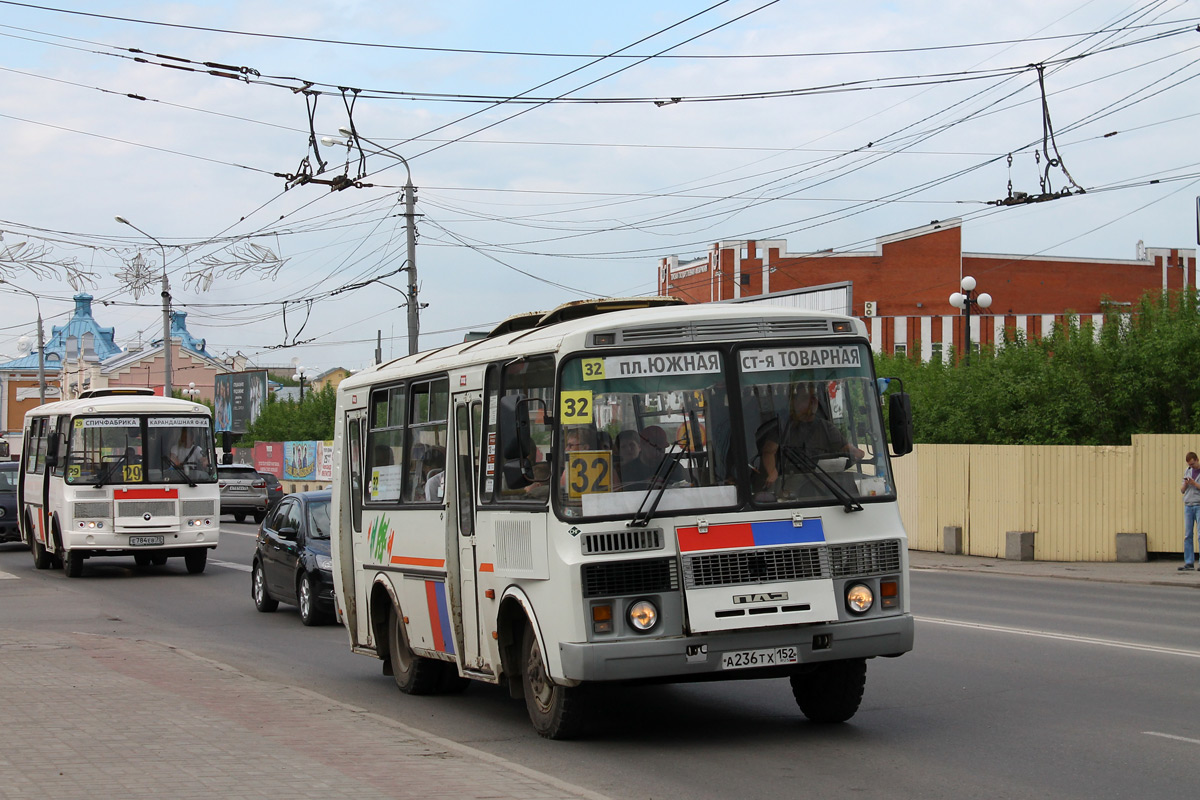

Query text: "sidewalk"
[909, 549, 1200, 589]
[0, 628, 611, 800]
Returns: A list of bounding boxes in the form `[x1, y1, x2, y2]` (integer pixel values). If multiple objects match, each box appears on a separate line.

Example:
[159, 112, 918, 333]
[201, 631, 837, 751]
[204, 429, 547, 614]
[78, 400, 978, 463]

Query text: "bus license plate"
[720, 646, 799, 670]
[129, 536, 164, 547]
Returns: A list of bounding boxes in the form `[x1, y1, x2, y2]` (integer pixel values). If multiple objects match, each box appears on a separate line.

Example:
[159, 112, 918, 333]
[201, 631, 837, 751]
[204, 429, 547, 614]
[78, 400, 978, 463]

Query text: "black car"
[261, 471, 285, 510]
[0, 461, 20, 544]
[251, 490, 335, 625]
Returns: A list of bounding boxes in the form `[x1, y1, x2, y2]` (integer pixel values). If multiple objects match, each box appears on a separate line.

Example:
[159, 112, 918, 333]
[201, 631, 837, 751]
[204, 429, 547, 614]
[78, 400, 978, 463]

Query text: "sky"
[1, 0, 1197, 373]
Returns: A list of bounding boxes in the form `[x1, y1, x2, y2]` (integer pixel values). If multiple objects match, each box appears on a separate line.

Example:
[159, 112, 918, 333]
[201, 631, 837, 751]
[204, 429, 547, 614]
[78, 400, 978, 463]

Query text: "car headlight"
[628, 599, 658, 632]
[845, 583, 874, 614]
[316, 555, 333, 572]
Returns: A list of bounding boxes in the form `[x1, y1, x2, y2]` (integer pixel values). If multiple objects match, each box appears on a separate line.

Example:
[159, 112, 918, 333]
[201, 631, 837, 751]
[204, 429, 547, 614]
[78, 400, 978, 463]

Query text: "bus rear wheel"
[31, 536, 52, 570]
[387, 605, 441, 695]
[522, 626, 587, 740]
[790, 658, 867, 723]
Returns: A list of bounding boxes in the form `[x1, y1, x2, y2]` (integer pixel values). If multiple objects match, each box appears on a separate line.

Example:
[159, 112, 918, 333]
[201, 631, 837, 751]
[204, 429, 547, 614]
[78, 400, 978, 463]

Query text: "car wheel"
[522, 625, 588, 739]
[233, 512, 247, 523]
[298, 573, 324, 626]
[790, 658, 867, 723]
[387, 605, 441, 694]
[62, 548, 84, 578]
[252, 562, 278, 612]
[252, 511, 265, 524]
[184, 548, 207, 575]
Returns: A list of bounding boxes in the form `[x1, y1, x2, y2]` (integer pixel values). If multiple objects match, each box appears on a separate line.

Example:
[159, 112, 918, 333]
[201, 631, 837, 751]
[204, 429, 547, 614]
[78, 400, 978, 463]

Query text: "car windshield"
[737, 343, 893, 507]
[66, 415, 217, 486]
[307, 499, 330, 538]
[0, 468, 16, 492]
[556, 350, 737, 519]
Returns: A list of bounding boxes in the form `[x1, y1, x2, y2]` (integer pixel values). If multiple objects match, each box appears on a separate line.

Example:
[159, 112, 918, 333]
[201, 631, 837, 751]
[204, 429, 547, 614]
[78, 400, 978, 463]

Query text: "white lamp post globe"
[949, 292, 966, 309]
[977, 292, 993, 309]
[960, 275, 977, 292]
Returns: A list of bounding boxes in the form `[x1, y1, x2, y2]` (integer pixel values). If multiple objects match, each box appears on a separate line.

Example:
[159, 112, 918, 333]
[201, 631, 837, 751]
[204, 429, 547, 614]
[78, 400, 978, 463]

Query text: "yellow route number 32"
[567, 451, 612, 498]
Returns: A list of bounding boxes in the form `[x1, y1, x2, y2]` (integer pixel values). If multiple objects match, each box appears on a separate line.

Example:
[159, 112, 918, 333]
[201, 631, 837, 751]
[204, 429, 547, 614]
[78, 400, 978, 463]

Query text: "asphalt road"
[2, 526, 1199, 800]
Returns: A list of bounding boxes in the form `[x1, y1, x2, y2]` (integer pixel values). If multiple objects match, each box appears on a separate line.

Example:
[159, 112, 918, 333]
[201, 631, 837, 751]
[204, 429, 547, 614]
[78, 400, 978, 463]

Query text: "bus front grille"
[582, 558, 678, 598]
[181, 500, 217, 517]
[116, 500, 177, 519]
[73, 501, 112, 519]
[582, 528, 663, 555]
[828, 540, 902, 577]
[684, 546, 827, 589]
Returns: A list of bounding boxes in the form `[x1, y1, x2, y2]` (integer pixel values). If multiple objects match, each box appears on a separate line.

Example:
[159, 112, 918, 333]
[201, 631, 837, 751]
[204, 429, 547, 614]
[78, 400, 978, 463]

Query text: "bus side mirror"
[888, 392, 914, 457]
[45, 433, 60, 468]
[499, 394, 540, 487]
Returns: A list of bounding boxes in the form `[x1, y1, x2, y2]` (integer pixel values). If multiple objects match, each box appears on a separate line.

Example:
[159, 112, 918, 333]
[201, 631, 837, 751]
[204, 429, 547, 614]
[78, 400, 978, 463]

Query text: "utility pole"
[404, 177, 419, 355]
[116, 216, 172, 396]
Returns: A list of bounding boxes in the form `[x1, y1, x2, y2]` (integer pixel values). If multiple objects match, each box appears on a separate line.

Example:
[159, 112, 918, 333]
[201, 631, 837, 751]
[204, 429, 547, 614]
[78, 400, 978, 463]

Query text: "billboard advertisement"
[284, 441, 318, 481]
[214, 370, 268, 433]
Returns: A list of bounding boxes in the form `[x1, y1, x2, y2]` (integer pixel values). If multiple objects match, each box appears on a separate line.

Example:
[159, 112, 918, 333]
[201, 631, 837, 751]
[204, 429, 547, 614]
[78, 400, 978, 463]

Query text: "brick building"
[657, 218, 1198, 360]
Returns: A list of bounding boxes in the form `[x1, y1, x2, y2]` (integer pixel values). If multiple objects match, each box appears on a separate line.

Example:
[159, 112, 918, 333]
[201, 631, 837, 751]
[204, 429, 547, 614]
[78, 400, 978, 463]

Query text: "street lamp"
[183, 381, 200, 400]
[292, 365, 309, 402]
[324, 127, 421, 354]
[115, 216, 173, 396]
[1, 280, 47, 404]
[949, 275, 992, 365]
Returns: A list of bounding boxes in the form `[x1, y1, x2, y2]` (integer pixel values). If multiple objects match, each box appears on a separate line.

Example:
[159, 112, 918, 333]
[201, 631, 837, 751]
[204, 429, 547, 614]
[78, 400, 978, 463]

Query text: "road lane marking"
[0, 571, 17, 580]
[918, 616, 1200, 660]
[210, 559, 251, 572]
[220, 530, 258, 538]
[1144, 731, 1200, 746]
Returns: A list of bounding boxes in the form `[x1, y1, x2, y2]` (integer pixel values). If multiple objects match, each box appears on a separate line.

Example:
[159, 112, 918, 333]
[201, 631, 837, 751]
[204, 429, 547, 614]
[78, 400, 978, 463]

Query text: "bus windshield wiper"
[164, 459, 197, 487]
[628, 442, 689, 528]
[92, 454, 128, 488]
[778, 446, 863, 513]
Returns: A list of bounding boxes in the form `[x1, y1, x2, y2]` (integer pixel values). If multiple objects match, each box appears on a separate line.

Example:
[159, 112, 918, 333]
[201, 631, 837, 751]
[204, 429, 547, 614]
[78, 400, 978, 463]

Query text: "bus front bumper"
[62, 529, 219, 551]
[557, 613, 913, 683]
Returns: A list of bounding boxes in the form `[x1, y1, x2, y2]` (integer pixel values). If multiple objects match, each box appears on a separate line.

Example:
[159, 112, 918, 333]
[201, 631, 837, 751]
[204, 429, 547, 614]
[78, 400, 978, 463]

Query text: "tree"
[873, 288, 1200, 445]
[237, 383, 336, 445]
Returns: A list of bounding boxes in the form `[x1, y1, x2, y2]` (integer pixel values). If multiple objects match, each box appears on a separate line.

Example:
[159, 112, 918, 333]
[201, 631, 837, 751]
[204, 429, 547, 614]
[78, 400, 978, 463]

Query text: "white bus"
[330, 299, 915, 738]
[20, 388, 220, 577]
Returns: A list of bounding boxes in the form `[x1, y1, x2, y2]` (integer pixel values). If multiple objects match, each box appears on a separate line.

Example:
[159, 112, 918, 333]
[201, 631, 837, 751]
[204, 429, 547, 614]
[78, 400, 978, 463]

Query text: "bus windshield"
[737, 343, 893, 507]
[556, 343, 894, 520]
[556, 351, 738, 519]
[65, 415, 216, 486]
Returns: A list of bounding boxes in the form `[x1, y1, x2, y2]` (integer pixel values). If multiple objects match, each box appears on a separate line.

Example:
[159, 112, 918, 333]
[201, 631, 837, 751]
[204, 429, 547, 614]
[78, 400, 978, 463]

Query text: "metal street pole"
[949, 276, 992, 366]
[1, 280, 48, 404]
[336, 128, 420, 354]
[116, 216, 172, 396]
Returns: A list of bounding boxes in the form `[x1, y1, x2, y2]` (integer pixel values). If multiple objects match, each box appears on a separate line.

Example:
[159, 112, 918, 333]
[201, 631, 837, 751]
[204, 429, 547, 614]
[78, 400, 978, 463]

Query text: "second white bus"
[20, 388, 221, 577]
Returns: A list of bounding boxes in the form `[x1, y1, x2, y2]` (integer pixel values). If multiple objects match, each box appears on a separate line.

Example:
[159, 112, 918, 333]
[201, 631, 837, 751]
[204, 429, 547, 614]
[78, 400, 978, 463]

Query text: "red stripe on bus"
[115, 488, 178, 499]
[425, 581, 446, 652]
[676, 523, 754, 552]
[389, 556, 446, 569]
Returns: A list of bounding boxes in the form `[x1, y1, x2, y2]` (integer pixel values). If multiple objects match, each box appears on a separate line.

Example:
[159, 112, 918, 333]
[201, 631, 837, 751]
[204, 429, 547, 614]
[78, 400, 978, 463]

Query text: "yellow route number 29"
[567, 451, 612, 498]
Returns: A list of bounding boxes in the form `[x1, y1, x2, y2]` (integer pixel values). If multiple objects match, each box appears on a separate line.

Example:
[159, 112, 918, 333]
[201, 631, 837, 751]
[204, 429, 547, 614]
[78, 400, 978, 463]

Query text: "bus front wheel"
[790, 658, 867, 723]
[522, 626, 587, 740]
[62, 549, 84, 578]
[387, 605, 441, 695]
[184, 548, 208, 575]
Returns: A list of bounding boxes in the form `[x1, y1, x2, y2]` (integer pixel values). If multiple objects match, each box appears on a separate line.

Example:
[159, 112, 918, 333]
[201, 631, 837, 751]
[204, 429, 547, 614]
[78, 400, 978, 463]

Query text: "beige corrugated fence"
[892, 435, 1200, 561]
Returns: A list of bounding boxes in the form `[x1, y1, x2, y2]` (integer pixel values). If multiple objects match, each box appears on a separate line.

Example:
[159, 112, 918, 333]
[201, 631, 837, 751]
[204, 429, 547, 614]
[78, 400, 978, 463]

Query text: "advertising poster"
[214, 370, 268, 433]
[317, 440, 334, 482]
[284, 441, 318, 481]
[253, 442, 284, 480]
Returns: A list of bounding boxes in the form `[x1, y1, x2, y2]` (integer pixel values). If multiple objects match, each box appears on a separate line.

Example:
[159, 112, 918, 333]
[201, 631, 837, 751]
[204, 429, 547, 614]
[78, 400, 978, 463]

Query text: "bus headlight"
[628, 600, 658, 632]
[845, 583, 874, 614]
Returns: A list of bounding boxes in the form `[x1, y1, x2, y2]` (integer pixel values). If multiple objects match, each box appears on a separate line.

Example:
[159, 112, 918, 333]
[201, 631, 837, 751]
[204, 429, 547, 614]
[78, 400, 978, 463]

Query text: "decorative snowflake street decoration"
[116, 251, 157, 300]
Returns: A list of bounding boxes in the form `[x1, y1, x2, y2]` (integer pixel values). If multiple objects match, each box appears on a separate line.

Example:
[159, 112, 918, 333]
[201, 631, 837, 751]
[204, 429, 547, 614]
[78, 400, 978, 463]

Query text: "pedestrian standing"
[1180, 451, 1200, 570]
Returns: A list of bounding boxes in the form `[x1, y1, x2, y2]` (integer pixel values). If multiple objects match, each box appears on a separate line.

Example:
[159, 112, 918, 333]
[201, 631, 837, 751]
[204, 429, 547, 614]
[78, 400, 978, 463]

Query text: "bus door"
[342, 407, 367, 641]
[451, 392, 486, 671]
